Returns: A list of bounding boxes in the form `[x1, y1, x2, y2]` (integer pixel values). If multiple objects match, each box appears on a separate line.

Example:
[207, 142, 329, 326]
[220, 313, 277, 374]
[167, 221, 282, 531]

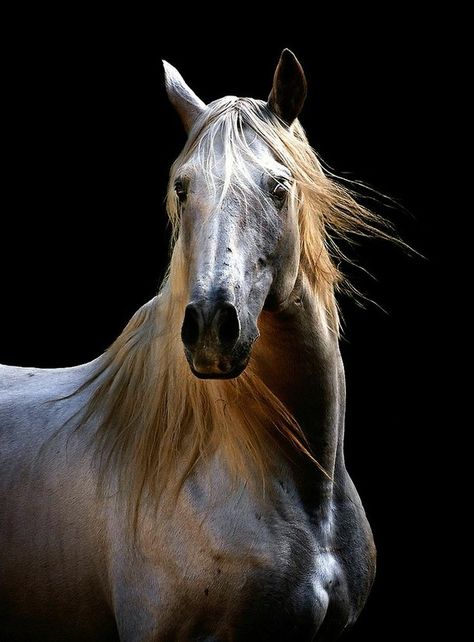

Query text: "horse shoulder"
[0, 360, 104, 501]
[0, 362, 117, 638]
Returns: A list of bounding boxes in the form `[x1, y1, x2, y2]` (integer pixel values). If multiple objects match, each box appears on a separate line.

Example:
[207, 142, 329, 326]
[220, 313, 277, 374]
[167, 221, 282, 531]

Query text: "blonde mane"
[77, 97, 389, 521]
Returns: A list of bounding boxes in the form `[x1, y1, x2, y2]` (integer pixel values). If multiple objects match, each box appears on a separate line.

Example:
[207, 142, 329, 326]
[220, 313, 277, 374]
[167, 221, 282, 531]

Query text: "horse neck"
[252, 274, 346, 496]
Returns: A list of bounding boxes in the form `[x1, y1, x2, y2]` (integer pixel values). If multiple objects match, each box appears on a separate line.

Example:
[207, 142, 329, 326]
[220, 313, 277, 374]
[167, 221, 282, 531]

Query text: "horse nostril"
[215, 303, 240, 347]
[181, 304, 200, 347]
[182, 301, 240, 351]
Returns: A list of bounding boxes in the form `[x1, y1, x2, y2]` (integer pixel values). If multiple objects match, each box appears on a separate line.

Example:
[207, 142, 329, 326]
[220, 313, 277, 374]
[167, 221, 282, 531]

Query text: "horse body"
[0, 279, 374, 640]
[1, 50, 377, 640]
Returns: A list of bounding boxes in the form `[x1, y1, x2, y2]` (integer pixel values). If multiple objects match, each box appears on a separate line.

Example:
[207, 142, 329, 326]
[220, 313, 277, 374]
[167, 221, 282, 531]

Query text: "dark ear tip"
[280, 49, 299, 66]
[278, 50, 305, 80]
[281, 48, 297, 59]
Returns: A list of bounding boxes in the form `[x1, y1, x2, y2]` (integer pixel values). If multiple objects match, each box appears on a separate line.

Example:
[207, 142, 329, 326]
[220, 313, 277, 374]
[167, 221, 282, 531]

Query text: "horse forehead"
[244, 132, 290, 174]
[190, 125, 289, 182]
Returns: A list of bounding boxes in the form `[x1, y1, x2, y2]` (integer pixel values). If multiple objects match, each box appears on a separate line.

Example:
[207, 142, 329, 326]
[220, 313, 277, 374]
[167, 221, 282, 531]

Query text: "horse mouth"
[189, 358, 249, 380]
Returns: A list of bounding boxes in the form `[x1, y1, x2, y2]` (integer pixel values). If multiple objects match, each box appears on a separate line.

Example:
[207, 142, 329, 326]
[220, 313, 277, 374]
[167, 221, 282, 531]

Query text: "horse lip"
[189, 358, 249, 380]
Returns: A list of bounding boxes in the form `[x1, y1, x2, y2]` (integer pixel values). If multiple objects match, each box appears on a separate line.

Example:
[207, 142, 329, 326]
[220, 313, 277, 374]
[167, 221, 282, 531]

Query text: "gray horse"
[0, 50, 377, 640]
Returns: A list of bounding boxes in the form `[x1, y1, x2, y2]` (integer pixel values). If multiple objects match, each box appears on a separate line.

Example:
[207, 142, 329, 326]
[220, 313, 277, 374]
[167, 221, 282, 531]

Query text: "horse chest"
[112, 498, 346, 641]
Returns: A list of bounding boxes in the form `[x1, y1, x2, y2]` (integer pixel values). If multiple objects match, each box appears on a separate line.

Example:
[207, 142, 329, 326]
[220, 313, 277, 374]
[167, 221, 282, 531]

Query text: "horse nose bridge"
[192, 208, 242, 285]
[190, 254, 242, 307]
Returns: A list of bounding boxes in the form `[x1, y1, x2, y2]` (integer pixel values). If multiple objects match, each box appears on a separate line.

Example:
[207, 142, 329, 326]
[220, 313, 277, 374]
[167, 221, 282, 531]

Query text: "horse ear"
[267, 49, 307, 125]
[162, 60, 207, 133]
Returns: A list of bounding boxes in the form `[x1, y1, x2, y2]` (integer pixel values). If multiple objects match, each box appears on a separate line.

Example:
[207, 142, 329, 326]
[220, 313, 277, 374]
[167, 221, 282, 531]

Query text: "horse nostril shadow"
[181, 305, 200, 346]
[215, 304, 240, 347]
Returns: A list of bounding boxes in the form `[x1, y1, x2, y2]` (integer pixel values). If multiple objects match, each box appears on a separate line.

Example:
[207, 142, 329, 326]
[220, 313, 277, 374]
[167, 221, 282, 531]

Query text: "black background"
[1, 13, 448, 640]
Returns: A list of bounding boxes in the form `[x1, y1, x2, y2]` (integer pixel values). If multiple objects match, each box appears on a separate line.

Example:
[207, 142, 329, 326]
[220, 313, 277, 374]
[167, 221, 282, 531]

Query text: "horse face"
[164, 51, 307, 379]
[175, 135, 300, 379]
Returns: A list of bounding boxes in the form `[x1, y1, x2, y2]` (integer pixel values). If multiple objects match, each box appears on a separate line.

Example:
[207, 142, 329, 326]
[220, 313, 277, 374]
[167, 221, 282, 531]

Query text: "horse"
[0, 50, 378, 640]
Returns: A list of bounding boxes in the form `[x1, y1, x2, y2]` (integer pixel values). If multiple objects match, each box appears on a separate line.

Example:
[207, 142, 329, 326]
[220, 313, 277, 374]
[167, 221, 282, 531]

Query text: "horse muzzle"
[181, 299, 255, 379]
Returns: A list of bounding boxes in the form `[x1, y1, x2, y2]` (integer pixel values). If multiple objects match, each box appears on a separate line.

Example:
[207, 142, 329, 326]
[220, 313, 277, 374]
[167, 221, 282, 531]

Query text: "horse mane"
[75, 97, 390, 523]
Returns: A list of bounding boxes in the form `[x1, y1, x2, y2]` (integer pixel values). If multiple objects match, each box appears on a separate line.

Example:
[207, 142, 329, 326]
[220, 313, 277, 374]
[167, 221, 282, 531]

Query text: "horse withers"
[0, 50, 377, 640]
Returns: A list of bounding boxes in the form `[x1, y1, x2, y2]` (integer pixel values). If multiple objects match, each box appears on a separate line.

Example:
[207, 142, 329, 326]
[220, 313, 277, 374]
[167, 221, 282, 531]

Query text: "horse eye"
[174, 180, 187, 203]
[272, 181, 289, 203]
